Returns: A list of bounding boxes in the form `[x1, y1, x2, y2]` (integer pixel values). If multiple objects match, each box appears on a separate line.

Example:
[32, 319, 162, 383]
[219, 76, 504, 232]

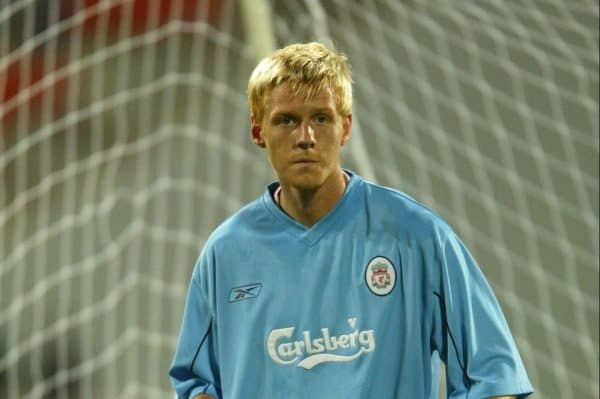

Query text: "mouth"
[292, 158, 318, 164]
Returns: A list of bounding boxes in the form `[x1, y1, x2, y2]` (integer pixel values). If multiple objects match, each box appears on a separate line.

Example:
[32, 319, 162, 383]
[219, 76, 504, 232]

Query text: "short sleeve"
[434, 231, 533, 398]
[169, 250, 221, 399]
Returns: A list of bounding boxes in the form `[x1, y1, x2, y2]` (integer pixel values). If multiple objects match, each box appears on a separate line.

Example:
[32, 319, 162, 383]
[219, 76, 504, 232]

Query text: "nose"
[296, 120, 316, 149]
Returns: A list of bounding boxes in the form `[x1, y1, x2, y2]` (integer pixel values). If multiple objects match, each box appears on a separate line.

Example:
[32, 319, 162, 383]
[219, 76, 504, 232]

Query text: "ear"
[340, 113, 352, 146]
[251, 114, 266, 148]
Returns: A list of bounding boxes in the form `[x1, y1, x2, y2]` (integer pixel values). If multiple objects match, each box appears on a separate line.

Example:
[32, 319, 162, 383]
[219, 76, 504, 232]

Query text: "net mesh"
[0, 1, 598, 398]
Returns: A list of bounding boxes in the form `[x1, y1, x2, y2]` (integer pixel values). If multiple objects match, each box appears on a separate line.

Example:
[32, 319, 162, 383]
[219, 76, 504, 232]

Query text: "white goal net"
[0, 1, 598, 398]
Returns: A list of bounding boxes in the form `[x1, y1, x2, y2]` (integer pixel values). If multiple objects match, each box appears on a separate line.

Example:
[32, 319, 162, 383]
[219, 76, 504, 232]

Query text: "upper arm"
[169, 250, 221, 398]
[433, 231, 533, 398]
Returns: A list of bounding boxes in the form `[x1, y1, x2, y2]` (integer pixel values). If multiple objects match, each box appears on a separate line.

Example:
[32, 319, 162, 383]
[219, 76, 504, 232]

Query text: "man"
[169, 42, 533, 399]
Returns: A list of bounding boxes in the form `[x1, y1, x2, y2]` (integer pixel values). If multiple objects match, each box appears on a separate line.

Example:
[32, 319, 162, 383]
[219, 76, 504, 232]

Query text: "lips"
[292, 158, 318, 164]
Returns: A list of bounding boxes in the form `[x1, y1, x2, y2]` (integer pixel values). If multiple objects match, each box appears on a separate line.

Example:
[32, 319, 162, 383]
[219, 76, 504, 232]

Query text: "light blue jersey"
[169, 171, 533, 399]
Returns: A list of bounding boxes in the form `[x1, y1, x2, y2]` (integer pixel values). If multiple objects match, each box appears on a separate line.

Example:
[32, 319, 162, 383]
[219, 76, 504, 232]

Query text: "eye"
[283, 116, 296, 125]
[314, 114, 330, 124]
[274, 115, 296, 126]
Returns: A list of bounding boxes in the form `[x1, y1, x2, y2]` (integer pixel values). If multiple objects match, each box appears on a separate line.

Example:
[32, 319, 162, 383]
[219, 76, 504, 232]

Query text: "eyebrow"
[271, 106, 334, 116]
[311, 107, 335, 114]
[270, 111, 297, 119]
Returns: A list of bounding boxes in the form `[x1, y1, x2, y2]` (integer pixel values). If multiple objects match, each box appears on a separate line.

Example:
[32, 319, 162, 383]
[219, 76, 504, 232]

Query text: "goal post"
[1, 1, 598, 398]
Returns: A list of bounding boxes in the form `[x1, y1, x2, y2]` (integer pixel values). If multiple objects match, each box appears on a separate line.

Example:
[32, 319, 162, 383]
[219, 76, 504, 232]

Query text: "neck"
[277, 170, 348, 227]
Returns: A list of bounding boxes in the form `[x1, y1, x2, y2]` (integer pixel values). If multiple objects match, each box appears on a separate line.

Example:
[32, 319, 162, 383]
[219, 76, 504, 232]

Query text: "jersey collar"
[262, 170, 362, 247]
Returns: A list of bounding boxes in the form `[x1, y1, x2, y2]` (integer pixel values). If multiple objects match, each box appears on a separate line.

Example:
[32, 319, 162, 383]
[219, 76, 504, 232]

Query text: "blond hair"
[248, 42, 353, 121]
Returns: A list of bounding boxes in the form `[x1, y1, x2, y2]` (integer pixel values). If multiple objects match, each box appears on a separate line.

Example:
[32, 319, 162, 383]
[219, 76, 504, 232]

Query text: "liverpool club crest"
[365, 256, 396, 296]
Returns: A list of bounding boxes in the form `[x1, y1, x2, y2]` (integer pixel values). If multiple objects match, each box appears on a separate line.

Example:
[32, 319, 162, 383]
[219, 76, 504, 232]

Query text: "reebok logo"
[228, 283, 262, 303]
[267, 317, 375, 369]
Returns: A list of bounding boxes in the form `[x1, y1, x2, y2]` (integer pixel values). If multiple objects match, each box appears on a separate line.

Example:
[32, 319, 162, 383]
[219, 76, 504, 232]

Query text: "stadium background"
[1, 1, 598, 398]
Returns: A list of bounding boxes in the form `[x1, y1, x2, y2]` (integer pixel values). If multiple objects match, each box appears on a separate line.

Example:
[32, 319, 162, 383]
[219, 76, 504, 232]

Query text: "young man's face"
[251, 83, 352, 191]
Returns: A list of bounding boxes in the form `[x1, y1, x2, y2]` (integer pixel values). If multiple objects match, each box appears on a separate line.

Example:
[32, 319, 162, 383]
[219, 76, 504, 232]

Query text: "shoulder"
[359, 178, 452, 242]
[192, 195, 269, 278]
[203, 196, 270, 250]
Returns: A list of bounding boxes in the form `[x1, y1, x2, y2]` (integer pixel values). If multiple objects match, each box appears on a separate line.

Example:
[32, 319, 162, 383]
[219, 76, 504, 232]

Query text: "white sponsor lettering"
[267, 318, 375, 369]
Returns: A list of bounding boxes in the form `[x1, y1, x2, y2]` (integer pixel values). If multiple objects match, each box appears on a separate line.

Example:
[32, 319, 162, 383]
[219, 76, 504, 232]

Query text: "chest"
[211, 233, 437, 398]
[213, 232, 430, 346]
[218, 232, 407, 306]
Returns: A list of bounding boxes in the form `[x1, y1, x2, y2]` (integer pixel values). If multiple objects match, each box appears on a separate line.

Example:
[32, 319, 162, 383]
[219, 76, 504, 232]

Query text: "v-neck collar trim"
[262, 170, 361, 247]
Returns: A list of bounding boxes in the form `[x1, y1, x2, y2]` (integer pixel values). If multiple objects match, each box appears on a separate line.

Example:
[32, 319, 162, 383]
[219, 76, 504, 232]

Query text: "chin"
[292, 177, 323, 191]
[282, 170, 325, 191]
